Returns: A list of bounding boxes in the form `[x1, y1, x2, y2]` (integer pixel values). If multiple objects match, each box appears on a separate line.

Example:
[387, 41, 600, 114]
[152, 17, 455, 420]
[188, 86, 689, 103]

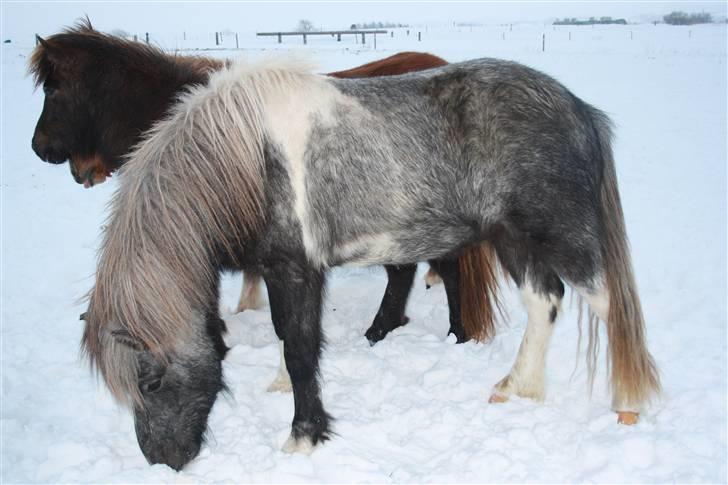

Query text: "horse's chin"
[69, 154, 112, 188]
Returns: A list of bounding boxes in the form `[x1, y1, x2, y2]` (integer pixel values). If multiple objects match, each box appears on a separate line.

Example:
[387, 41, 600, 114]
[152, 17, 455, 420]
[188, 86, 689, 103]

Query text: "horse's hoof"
[617, 411, 639, 425]
[266, 373, 293, 393]
[488, 393, 509, 404]
[282, 434, 314, 455]
[366, 314, 410, 345]
[449, 331, 468, 344]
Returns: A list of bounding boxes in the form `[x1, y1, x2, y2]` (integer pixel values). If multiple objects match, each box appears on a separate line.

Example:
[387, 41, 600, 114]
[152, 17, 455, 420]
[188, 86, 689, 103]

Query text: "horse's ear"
[36, 35, 49, 48]
[111, 329, 148, 351]
[79, 312, 88, 321]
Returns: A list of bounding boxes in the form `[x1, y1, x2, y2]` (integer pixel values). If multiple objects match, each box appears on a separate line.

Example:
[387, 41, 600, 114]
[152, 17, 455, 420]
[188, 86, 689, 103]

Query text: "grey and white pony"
[83, 57, 660, 470]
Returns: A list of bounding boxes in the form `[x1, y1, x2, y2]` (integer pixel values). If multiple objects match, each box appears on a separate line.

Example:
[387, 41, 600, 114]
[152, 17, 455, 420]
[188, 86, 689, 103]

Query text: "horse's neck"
[172, 55, 226, 86]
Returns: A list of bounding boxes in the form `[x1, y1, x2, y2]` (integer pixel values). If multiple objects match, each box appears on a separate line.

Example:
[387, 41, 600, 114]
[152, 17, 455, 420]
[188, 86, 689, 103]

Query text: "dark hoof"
[448, 328, 469, 344]
[365, 314, 411, 345]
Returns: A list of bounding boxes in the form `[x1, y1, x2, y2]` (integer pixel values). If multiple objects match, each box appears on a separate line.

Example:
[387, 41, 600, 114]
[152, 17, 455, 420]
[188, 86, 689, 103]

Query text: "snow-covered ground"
[2, 22, 726, 482]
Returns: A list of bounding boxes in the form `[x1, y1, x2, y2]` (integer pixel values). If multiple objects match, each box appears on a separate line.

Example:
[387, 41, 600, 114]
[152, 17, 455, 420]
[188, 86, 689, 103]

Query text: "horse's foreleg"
[490, 277, 564, 403]
[266, 339, 292, 392]
[428, 258, 466, 343]
[265, 263, 331, 453]
[235, 271, 264, 313]
[364, 264, 416, 345]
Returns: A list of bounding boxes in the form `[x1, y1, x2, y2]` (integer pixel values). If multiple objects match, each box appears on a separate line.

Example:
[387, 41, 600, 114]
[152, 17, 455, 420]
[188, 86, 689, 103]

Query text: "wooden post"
[568, 31, 571, 41]
[145, 32, 149, 44]
[374, 33, 377, 49]
[337, 33, 341, 41]
[236, 33, 239, 48]
[303, 33, 307, 45]
[133, 34, 138, 42]
[630, 31, 633, 40]
[418, 31, 421, 41]
[502, 32, 505, 40]
[277, 33, 282, 43]
[215, 32, 219, 45]
[183, 32, 186, 41]
[390, 31, 393, 37]
[542, 33, 545, 51]
[361, 32, 365, 44]
[407, 29, 410, 36]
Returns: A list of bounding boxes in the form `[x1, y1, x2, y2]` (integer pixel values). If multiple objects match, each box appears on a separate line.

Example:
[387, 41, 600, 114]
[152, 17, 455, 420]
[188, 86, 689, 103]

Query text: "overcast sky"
[2, 1, 726, 39]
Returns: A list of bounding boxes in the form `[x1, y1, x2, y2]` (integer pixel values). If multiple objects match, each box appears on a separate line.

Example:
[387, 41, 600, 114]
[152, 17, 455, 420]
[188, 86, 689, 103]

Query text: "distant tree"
[350, 23, 357, 30]
[297, 19, 315, 32]
[664, 11, 713, 25]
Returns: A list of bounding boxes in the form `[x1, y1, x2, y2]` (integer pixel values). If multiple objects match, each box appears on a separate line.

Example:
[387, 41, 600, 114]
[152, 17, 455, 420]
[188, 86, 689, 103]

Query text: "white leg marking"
[576, 284, 609, 322]
[267, 340, 292, 393]
[282, 433, 314, 455]
[235, 272, 265, 312]
[424, 267, 443, 288]
[492, 281, 560, 401]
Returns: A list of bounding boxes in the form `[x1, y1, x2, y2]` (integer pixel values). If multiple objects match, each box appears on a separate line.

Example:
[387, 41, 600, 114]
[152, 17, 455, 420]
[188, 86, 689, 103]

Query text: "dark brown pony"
[29, 21, 501, 345]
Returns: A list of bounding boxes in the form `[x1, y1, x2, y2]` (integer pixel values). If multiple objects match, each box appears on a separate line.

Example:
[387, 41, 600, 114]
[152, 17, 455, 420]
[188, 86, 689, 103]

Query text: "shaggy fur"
[83, 56, 660, 469]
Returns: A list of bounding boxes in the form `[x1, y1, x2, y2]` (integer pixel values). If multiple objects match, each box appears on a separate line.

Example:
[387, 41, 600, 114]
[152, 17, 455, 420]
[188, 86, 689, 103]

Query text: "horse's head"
[29, 21, 215, 187]
[84, 309, 228, 471]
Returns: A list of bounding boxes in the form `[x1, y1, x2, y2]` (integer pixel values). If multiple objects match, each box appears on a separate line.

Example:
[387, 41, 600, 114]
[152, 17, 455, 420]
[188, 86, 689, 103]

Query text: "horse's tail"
[592, 109, 661, 411]
[459, 242, 503, 342]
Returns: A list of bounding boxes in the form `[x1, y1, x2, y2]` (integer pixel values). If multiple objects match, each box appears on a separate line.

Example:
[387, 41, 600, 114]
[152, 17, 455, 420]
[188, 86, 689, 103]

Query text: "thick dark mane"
[29, 19, 222, 88]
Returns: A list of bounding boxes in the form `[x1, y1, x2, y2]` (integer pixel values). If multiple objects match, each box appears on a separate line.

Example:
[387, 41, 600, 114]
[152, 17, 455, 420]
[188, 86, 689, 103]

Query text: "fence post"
[569, 31, 571, 41]
[277, 33, 282, 43]
[542, 33, 545, 51]
[418, 31, 421, 41]
[303, 33, 307, 45]
[236, 33, 239, 48]
[215, 32, 219, 46]
[337, 33, 341, 41]
[145, 32, 149, 44]
[361, 32, 365, 44]
[374, 33, 377, 49]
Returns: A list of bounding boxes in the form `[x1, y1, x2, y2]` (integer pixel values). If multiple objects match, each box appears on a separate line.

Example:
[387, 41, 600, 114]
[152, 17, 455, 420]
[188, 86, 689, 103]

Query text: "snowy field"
[2, 22, 727, 482]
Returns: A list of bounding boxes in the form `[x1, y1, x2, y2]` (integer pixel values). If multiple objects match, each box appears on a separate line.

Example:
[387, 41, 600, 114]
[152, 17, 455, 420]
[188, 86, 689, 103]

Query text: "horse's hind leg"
[489, 272, 564, 403]
[235, 271, 265, 313]
[264, 262, 331, 453]
[428, 258, 467, 343]
[365, 264, 416, 345]
[266, 339, 292, 393]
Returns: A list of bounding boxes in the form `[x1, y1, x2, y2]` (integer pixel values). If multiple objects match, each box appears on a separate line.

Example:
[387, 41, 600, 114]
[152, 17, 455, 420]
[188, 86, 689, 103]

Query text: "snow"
[2, 22, 726, 482]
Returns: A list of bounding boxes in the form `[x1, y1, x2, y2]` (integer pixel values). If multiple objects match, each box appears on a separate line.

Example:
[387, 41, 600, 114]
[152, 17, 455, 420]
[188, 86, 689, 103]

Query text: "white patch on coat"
[492, 280, 561, 401]
[335, 233, 400, 266]
[262, 74, 366, 267]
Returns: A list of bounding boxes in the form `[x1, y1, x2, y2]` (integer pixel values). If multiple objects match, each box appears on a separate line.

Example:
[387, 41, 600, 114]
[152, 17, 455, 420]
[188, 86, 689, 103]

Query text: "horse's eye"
[43, 84, 57, 97]
[140, 379, 163, 393]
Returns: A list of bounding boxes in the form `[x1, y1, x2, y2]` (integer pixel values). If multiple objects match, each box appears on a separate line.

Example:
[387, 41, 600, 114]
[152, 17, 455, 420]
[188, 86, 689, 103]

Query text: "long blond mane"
[83, 59, 318, 404]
